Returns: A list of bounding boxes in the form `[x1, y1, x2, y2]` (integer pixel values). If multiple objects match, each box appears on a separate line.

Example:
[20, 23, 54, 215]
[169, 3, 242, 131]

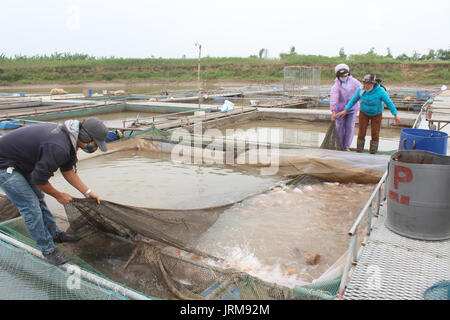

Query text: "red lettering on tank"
[394, 165, 413, 189]
[389, 165, 412, 206]
[389, 190, 410, 206]
[389, 190, 399, 202]
[400, 195, 410, 205]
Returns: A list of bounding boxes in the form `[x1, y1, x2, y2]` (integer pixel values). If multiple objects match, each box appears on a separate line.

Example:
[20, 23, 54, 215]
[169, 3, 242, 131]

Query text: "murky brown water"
[223, 120, 402, 152]
[197, 182, 374, 287]
[46, 150, 282, 218]
[2, 146, 377, 291]
[4, 148, 376, 291]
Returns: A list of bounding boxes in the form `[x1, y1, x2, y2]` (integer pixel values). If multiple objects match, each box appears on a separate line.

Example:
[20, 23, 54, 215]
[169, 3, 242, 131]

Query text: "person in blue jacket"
[0, 117, 108, 265]
[336, 73, 401, 154]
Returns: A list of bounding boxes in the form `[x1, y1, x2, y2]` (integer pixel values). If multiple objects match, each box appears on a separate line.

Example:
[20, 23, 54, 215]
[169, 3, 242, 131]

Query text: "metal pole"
[376, 188, 381, 217]
[352, 233, 359, 263]
[338, 241, 355, 297]
[366, 204, 372, 236]
[348, 170, 387, 236]
[195, 42, 202, 109]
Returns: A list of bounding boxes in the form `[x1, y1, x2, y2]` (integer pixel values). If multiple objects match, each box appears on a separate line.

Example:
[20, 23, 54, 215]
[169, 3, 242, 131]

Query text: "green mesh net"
[0, 217, 104, 276]
[139, 126, 173, 141]
[0, 218, 155, 300]
[293, 277, 342, 300]
[0, 239, 130, 300]
[423, 281, 450, 300]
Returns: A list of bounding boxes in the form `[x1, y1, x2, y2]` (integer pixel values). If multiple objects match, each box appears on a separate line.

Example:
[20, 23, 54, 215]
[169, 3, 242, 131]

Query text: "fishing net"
[64, 133, 386, 299]
[0, 217, 148, 300]
[0, 211, 295, 300]
[64, 199, 231, 257]
[0, 129, 389, 300]
[320, 120, 344, 151]
[64, 173, 326, 256]
[0, 238, 130, 300]
[423, 281, 450, 300]
[101, 131, 388, 185]
[293, 276, 342, 300]
[61, 173, 338, 300]
[140, 126, 173, 141]
[63, 200, 296, 300]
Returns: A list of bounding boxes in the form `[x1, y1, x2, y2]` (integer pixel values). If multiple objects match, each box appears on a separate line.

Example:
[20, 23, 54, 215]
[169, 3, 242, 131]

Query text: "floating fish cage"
[0, 125, 392, 300]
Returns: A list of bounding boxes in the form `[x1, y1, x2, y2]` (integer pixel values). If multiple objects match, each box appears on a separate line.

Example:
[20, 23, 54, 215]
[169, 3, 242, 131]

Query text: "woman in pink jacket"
[330, 64, 361, 150]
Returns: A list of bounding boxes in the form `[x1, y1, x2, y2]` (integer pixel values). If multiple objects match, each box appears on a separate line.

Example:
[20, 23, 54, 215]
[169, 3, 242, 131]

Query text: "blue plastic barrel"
[0, 120, 23, 129]
[105, 131, 119, 142]
[399, 128, 448, 155]
[318, 97, 330, 105]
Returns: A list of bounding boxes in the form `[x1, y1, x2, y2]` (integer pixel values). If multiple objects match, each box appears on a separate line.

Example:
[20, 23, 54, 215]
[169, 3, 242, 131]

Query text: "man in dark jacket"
[0, 117, 109, 265]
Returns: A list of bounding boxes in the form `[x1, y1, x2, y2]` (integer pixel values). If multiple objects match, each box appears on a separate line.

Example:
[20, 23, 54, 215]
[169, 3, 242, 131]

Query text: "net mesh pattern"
[0, 237, 129, 300]
[423, 281, 450, 300]
[0, 172, 345, 301]
[320, 120, 344, 151]
[59, 175, 341, 300]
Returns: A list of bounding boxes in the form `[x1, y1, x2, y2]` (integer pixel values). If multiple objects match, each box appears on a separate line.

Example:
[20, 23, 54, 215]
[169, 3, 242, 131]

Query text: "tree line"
[251, 46, 450, 62]
[1, 47, 449, 62]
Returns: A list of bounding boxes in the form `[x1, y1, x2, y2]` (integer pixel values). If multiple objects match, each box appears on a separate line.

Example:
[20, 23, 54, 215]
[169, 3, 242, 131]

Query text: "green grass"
[0, 54, 448, 85]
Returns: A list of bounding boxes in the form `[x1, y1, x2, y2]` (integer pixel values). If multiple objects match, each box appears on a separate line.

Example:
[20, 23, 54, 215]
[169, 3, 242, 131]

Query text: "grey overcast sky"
[0, 0, 449, 59]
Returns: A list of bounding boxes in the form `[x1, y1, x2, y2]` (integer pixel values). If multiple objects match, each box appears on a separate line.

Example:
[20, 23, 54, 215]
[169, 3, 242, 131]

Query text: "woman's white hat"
[335, 64, 350, 76]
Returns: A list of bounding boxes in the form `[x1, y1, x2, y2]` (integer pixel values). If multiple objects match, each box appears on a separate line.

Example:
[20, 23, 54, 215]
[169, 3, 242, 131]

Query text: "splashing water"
[196, 182, 375, 287]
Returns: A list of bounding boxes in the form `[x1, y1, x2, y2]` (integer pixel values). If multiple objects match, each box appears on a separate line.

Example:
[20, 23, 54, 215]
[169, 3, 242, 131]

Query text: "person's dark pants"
[358, 112, 382, 142]
[357, 112, 382, 153]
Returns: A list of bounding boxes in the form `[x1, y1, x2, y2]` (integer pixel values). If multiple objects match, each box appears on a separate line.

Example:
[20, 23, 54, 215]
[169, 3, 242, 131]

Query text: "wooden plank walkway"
[0, 101, 121, 121]
[257, 107, 417, 128]
[120, 106, 257, 131]
[426, 92, 450, 131]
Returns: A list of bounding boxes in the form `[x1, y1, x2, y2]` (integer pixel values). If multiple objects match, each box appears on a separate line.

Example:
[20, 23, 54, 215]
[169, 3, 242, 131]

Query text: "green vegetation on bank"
[0, 48, 449, 85]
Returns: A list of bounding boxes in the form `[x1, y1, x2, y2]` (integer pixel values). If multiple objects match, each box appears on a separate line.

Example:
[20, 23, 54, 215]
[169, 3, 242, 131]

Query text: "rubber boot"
[356, 139, 365, 153]
[370, 140, 379, 154]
